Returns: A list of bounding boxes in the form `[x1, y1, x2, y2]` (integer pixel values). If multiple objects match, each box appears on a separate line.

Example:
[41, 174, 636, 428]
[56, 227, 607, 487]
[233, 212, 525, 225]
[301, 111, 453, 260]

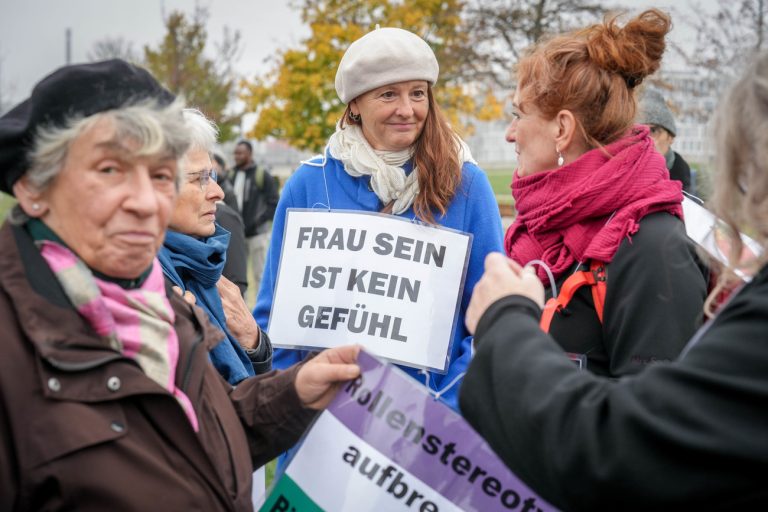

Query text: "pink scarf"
[40, 241, 199, 431]
[505, 125, 684, 284]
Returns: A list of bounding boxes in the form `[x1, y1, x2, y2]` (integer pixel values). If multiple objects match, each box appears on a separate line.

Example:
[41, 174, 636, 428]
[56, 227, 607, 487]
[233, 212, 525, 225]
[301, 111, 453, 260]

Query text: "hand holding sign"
[296, 344, 362, 409]
[262, 351, 558, 512]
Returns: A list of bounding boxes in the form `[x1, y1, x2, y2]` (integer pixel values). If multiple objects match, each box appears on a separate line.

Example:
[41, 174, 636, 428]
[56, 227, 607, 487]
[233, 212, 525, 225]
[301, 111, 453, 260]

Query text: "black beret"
[0, 59, 175, 195]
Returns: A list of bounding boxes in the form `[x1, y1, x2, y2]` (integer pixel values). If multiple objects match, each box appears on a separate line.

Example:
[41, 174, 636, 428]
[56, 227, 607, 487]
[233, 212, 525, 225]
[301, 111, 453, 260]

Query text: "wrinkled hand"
[466, 253, 545, 334]
[172, 286, 197, 305]
[295, 345, 361, 410]
[217, 276, 259, 349]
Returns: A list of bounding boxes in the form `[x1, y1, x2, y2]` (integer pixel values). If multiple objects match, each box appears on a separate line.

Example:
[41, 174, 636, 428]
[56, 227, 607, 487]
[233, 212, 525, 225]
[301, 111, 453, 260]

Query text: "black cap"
[0, 59, 175, 195]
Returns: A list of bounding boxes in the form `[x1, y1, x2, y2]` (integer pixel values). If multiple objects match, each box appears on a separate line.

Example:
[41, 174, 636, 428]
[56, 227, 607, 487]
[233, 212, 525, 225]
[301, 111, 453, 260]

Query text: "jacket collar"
[234, 162, 257, 173]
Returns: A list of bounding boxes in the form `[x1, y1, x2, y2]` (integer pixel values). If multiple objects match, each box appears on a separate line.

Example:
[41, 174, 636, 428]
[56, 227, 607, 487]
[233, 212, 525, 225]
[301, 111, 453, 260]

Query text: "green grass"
[265, 459, 277, 488]
[485, 168, 513, 196]
[1, 192, 15, 221]
[484, 168, 516, 208]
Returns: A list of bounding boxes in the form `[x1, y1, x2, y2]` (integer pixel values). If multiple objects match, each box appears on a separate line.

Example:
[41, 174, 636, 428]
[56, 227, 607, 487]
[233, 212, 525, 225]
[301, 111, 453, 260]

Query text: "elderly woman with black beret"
[0, 59, 360, 511]
[255, 27, 504, 411]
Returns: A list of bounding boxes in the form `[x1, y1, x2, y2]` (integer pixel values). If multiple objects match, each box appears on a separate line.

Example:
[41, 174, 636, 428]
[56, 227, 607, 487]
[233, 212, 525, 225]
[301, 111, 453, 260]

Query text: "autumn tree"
[144, 8, 242, 140]
[463, 0, 616, 88]
[242, 0, 503, 152]
[682, 0, 766, 82]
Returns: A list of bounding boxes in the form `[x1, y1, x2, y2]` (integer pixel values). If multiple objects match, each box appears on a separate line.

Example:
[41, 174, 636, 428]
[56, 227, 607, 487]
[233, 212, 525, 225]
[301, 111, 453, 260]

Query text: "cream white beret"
[335, 27, 439, 104]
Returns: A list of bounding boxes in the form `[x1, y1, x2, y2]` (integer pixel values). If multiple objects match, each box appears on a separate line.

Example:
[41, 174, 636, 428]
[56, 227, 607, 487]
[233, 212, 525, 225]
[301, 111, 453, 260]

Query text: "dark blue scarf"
[158, 224, 255, 384]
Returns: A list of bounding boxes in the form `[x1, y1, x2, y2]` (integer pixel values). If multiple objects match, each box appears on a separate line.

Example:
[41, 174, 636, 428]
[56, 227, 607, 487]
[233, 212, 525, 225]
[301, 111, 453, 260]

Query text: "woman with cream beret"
[255, 27, 504, 411]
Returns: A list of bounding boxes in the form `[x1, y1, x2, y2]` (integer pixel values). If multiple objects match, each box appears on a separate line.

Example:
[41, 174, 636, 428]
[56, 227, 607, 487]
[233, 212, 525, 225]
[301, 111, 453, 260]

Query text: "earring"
[349, 111, 361, 123]
[556, 150, 564, 167]
[31, 203, 40, 211]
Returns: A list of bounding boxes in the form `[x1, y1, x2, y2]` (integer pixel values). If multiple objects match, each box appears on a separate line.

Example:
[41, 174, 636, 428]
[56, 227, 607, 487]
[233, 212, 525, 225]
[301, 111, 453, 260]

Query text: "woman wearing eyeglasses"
[159, 109, 272, 385]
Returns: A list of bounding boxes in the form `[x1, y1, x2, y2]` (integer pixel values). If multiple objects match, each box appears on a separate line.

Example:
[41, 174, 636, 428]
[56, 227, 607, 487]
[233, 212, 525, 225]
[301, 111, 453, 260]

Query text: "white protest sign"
[268, 210, 472, 372]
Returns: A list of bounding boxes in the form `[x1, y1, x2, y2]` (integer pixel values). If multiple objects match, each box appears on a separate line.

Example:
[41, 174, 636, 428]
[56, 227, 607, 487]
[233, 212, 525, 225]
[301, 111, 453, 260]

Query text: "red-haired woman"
[254, 27, 503, 410]
[502, 9, 708, 376]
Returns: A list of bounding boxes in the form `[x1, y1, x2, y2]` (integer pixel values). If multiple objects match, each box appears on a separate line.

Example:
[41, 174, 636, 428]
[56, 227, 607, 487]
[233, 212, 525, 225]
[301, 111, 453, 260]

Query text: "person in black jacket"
[502, 10, 707, 377]
[227, 140, 279, 292]
[459, 50, 768, 511]
[212, 152, 248, 297]
[640, 88, 694, 193]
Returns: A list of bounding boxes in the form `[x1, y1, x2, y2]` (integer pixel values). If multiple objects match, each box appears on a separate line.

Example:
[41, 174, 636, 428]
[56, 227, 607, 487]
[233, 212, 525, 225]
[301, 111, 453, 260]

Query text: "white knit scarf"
[328, 123, 476, 215]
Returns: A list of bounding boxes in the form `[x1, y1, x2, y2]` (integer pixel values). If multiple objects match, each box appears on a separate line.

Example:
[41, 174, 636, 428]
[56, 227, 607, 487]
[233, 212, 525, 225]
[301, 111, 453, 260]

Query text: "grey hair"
[9, 97, 190, 225]
[706, 51, 768, 312]
[181, 108, 219, 157]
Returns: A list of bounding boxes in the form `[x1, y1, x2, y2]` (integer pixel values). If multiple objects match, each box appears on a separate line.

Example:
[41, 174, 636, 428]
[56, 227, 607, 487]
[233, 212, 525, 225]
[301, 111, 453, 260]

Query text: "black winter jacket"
[669, 150, 692, 193]
[460, 262, 768, 510]
[228, 164, 279, 237]
[546, 212, 708, 376]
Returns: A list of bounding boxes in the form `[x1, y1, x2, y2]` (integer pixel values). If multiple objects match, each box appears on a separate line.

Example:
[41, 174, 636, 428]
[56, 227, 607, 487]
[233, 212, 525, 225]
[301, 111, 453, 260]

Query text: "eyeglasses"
[186, 169, 218, 191]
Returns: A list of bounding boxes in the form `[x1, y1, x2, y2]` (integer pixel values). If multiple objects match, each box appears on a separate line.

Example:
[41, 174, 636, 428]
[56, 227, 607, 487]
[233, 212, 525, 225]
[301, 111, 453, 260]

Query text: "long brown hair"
[341, 86, 462, 224]
[705, 51, 768, 314]
[517, 9, 671, 149]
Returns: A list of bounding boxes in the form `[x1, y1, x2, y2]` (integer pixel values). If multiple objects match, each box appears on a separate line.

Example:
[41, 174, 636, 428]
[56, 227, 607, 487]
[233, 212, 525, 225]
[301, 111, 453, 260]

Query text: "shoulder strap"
[255, 166, 264, 189]
[540, 261, 607, 332]
[589, 261, 607, 323]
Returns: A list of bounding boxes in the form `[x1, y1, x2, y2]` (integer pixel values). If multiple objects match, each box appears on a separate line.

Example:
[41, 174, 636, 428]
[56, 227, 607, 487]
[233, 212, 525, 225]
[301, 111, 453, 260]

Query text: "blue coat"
[254, 152, 503, 410]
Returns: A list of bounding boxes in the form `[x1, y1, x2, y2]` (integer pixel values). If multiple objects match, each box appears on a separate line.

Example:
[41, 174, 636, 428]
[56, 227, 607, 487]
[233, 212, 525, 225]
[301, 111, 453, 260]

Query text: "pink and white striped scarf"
[39, 241, 199, 431]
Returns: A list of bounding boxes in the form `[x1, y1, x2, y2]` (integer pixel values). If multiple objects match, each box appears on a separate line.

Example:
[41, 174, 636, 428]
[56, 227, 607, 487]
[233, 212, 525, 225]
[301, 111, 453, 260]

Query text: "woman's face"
[37, 116, 178, 279]
[169, 148, 225, 238]
[505, 91, 559, 177]
[351, 80, 429, 151]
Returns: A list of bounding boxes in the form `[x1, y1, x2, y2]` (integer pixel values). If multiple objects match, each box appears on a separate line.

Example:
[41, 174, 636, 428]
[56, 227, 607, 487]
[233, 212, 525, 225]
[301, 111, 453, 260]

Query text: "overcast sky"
[0, 0, 309, 106]
[0, 0, 713, 108]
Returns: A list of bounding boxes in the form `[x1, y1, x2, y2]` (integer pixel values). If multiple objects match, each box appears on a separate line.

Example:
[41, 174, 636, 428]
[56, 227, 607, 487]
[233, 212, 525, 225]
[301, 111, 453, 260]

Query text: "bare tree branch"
[87, 37, 139, 63]
[680, 0, 766, 81]
[463, 0, 617, 88]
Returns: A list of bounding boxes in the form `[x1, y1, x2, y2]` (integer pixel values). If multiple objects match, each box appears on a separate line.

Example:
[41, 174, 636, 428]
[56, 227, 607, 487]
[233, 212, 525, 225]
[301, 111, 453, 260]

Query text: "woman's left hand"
[217, 276, 259, 349]
[466, 253, 545, 334]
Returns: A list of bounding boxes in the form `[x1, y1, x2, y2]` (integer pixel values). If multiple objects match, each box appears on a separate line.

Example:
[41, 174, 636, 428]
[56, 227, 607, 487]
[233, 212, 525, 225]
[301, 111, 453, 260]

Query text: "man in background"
[212, 152, 248, 297]
[228, 140, 279, 292]
[640, 89, 693, 193]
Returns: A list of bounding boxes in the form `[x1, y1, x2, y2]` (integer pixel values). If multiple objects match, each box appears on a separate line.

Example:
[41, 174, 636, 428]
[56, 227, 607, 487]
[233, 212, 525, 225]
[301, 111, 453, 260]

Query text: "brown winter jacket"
[0, 222, 316, 511]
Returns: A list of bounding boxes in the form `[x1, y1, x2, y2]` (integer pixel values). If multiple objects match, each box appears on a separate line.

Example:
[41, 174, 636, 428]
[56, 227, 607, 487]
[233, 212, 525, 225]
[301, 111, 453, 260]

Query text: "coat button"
[110, 421, 125, 433]
[47, 377, 61, 392]
[107, 376, 121, 392]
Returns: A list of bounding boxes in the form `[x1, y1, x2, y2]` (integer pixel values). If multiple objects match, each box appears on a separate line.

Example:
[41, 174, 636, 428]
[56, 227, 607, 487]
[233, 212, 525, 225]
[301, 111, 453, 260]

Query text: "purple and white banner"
[260, 351, 557, 511]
